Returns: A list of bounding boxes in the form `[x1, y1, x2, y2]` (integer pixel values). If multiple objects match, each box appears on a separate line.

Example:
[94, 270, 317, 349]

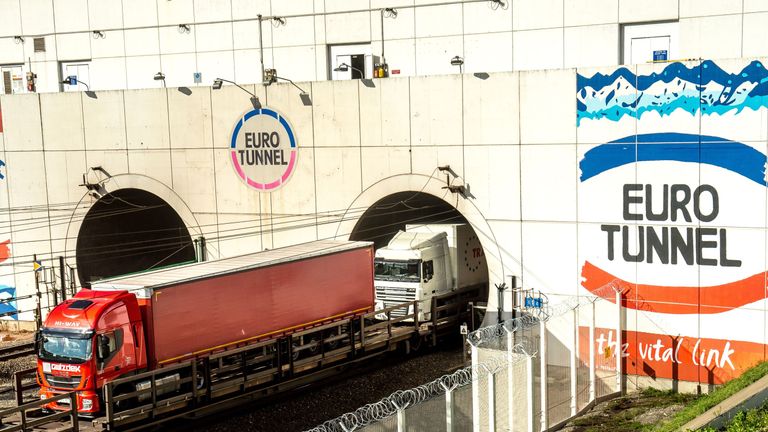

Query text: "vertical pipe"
[589, 301, 596, 402]
[471, 344, 480, 432]
[571, 307, 578, 416]
[615, 289, 623, 394]
[258, 15, 265, 83]
[69, 267, 76, 296]
[526, 355, 534, 432]
[59, 256, 66, 301]
[540, 319, 548, 431]
[34, 254, 42, 330]
[380, 9, 385, 64]
[487, 372, 496, 432]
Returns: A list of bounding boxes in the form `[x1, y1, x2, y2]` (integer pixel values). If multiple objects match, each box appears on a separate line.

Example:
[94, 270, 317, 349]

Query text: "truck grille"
[375, 287, 416, 303]
[376, 287, 416, 319]
[44, 374, 81, 390]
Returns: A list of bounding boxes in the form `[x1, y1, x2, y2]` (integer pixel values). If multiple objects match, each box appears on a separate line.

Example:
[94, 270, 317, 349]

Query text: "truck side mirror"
[33, 331, 41, 352]
[97, 335, 110, 360]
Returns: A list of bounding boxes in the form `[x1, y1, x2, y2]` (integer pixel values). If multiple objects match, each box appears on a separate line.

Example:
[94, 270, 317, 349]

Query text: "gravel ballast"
[176, 342, 466, 432]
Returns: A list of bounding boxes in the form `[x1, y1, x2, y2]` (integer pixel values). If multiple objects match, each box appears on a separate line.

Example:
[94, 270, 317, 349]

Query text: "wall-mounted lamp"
[92, 30, 105, 39]
[489, 0, 507, 8]
[178, 24, 191, 34]
[13, 36, 24, 44]
[438, 165, 466, 195]
[450, 56, 464, 73]
[333, 63, 364, 79]
[263, 69, 311, 106]
[79, 166, 111, 199]
[154, 71, 166, 87]
[212, 78, 261, 109]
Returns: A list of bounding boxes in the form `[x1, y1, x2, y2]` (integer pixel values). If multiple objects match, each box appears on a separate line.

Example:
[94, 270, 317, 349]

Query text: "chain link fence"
[306, 284, 624, 432]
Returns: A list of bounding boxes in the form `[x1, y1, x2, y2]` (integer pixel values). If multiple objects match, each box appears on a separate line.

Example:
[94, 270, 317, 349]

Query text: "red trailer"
[36, 240, 374, 413]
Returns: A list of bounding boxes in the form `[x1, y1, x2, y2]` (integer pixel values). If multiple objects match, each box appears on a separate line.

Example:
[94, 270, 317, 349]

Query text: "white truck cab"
[374, 224, 487, 321]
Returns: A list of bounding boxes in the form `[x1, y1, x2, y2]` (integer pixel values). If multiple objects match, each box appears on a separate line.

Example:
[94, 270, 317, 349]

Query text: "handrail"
[0, 391, 78, 432]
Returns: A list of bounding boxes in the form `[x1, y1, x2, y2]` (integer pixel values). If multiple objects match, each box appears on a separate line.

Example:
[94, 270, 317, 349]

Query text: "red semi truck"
[36, 240, 374, 414]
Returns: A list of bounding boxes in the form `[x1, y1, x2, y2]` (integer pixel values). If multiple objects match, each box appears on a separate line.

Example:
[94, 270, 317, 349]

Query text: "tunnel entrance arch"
[66, 174, 203, 287]
[75, 188, 196, 286]
[337, 173, 507, 318]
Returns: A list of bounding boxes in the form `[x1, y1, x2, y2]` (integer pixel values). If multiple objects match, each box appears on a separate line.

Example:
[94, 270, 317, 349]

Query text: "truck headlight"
[40, 394, 46, 401]
[81, 397, 93, 410]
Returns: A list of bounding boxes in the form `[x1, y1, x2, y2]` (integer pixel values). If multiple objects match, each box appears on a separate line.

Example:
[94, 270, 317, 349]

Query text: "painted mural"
[577, 59, 768, 384]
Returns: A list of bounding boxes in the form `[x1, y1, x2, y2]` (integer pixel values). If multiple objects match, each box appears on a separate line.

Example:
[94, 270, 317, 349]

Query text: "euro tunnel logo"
[578, 132, 767, 315]
[229, 108, 298, 191]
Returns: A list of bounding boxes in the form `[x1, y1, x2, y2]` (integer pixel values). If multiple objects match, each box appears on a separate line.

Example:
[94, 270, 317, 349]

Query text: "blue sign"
[525, 297, 542, 308]
[66, 76, 77, 85]
[653, 50, 668, 61]
[193, 72, 202, 84]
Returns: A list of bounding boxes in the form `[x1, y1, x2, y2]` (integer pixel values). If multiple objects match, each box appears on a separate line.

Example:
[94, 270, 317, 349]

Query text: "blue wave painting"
[577, 60, 768, 125]
[580, 133, 767, 186]
[0, 286, 18, 320]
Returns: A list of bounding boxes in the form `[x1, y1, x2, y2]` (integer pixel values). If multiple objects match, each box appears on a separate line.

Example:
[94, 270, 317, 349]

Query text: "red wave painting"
[581, 261, 767, 314]
[0, 240, 9, 264]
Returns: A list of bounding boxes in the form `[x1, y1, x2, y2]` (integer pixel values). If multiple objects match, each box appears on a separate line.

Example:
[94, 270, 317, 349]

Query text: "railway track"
[0, 342, 35, 363]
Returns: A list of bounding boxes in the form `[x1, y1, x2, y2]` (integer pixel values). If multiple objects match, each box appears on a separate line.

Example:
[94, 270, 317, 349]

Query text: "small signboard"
[653, 50, 668, 61]
[66, 76, 77, 86]
[525, 296, 543, 308]
[193, 72, 202, 84]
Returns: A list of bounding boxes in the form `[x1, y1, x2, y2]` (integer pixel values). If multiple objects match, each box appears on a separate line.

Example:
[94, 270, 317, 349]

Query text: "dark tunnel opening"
[76, 188, 196, 287]
[349, 191, 466, 250]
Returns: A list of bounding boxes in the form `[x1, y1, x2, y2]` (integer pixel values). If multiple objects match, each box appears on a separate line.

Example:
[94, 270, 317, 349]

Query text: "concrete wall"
[2, 54, 768, 385]
[2, 0, 768, 92]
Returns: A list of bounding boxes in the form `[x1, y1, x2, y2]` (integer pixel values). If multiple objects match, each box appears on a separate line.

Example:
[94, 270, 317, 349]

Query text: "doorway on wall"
[1, 65, 24, 94]
[622, 22, 679, 65]
[329, 43, 378, 80]
[60, 61, 91, 92]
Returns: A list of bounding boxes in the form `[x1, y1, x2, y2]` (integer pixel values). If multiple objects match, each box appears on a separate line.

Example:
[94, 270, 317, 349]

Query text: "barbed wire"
[305, 349, 530, 432]
[305, 281, 628, 432]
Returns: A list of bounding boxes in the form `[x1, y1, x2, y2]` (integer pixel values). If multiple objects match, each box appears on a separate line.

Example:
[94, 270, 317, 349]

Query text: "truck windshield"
[39, 331, 93, 364]
[374, 259, 420, 282]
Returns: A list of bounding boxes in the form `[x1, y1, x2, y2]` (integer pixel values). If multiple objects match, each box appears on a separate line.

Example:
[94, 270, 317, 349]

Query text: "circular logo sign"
[229, 108, 298, 191]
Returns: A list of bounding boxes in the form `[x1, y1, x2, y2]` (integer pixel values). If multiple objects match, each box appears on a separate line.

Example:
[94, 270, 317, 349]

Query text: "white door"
[622, 22, 678, 65]
[62, 62, 90, 92]
[630, 36, 670, 64]
[1, 65, 24, 94]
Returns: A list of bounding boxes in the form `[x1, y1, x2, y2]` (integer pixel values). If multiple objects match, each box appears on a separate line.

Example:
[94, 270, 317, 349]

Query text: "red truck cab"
[37, 289, 146, 414]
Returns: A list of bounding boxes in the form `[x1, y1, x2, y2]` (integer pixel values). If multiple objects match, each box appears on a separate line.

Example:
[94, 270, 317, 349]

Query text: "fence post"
[615, 288, 623, 394]
[589, 300, 596, 402]
[393, 401, 406, 432]
[526, 355, 534, 432]
[571, 306, 578, 416]
[487, 371, 496, 432]
[471, 344, 480, 432]
[506, 326, 515, 430]
[70, 392, 79, 432]
[441, 382, 454, 432]
[540, 319, 548, 431]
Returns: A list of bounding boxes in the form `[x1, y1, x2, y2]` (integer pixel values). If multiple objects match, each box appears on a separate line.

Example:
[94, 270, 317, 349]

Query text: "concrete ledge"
[682, 372, 768, 431]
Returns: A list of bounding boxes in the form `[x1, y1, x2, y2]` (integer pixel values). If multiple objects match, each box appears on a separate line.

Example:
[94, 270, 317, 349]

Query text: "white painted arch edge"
[333, 173, 508, 311]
